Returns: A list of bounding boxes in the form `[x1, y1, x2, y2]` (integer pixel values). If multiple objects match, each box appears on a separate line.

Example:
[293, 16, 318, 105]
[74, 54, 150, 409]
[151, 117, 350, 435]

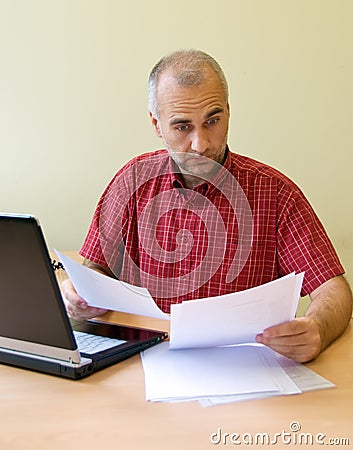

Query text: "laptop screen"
[0, 214, 76, 350]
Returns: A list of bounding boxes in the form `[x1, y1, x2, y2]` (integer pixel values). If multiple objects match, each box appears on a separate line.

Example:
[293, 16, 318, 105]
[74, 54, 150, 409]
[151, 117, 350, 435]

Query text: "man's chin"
[169, 150, 224, 179]
[182, 160, 220, 178]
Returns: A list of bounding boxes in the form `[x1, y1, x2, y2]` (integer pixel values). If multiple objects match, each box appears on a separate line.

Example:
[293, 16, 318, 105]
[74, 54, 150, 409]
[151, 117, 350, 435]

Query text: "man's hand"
[256, 317, 321, 363]
[61, 278, 108, 321]
[256, 275, 352, 363]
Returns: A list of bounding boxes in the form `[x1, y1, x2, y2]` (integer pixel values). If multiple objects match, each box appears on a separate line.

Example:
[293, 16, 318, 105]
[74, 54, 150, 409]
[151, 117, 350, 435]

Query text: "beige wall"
[1, 0, 352, 285]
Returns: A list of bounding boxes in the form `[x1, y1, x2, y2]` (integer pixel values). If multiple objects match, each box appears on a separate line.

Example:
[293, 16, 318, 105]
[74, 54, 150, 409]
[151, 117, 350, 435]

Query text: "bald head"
[148, 49, 229, 118]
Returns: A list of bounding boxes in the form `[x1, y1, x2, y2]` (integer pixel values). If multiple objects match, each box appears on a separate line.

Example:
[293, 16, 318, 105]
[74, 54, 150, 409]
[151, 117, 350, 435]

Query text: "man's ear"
[150, 112, 162, 138]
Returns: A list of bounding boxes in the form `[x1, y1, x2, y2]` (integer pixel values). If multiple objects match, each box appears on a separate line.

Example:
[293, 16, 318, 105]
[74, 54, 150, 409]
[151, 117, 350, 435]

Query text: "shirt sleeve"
[276, 183, 344, 296]
[79, 194, 108, 267]
[79, 171, 128, 276]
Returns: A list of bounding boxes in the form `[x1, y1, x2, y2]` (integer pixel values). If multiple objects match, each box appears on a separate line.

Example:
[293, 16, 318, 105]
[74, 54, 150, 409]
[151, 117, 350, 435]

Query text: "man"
[63, 49, 352, 363]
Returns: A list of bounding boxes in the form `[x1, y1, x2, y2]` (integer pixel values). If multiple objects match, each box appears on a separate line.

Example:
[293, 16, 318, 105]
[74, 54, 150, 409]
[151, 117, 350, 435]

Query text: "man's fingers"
[256, 317, 321, 362]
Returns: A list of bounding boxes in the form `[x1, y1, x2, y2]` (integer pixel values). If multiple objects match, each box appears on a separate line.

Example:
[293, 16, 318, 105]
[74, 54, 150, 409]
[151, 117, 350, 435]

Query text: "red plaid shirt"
[80, 149, 344, 313]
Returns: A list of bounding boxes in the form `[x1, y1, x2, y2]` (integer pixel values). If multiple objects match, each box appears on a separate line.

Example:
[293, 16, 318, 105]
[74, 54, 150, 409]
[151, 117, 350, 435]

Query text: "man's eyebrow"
[206, 107, 224, 118]
[169, 107, 225, 126]
[169, 117, 191, 126]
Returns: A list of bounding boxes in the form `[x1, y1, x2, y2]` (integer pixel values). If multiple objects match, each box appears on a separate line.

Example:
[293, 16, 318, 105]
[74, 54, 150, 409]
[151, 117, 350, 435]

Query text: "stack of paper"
[141, 343, 334, 405]
[142, 343, 299, 402]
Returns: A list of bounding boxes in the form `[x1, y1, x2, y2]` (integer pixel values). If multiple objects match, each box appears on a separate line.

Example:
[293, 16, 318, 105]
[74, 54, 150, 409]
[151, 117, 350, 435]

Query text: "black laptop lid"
[0, 214, 76, 350]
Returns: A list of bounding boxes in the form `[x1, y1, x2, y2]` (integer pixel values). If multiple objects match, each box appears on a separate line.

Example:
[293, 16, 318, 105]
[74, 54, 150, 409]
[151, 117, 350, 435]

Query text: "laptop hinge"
[0, 346, 92, 368]
[0, 336, 88, 366]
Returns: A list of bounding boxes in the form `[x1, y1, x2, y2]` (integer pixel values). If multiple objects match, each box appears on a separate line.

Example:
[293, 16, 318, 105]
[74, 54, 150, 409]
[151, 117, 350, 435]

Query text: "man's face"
[150, 68, 230, 181]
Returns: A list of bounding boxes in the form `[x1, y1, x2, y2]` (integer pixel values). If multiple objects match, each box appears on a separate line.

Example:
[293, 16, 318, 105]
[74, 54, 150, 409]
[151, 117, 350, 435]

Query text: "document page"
[141, 342, 301, 402]
[56, 251, 170, 320]
[170, 273, 304, 349]
[198, 347, 335, 406]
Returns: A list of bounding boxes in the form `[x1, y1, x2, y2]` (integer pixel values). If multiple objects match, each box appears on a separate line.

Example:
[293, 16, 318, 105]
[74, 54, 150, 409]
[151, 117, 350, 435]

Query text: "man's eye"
[207, 118, 219, 126]
[176, 125, 189, 132]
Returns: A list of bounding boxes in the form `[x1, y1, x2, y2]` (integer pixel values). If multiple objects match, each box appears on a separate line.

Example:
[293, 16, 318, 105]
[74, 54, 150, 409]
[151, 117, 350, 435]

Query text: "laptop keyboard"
[73, 331, 127, 355]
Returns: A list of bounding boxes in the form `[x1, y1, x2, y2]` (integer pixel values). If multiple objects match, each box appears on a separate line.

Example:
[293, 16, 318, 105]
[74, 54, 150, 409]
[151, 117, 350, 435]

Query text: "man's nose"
[190, 128, 209, 154]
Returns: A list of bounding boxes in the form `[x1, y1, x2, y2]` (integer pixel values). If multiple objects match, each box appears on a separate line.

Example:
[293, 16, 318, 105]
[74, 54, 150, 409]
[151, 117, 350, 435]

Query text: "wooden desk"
[1, 308, 352, 450]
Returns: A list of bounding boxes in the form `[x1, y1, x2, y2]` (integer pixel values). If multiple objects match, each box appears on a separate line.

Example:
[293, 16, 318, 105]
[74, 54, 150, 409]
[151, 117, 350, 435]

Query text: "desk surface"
[1, 308, 352, 450]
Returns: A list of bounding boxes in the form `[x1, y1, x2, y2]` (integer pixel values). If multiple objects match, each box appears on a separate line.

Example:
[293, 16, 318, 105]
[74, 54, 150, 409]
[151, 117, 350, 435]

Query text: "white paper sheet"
[141, 342, 301, 402]
[274, 352, 336, 393]
[199, 347, 335, 406]
[55, 251, 170, 320]
[169, 272, 304, 349]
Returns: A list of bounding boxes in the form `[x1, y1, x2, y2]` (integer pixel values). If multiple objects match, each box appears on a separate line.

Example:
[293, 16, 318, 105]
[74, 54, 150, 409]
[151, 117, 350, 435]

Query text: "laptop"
[0, 213, 168, 379]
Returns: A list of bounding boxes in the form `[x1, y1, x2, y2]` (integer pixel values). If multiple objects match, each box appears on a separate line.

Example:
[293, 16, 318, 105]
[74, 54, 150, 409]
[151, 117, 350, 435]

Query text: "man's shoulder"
[125, 149, 169, 167]
[230, 152, 282, 176]
[109, 149, 171, 188]
[229, 151, 298, 189]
